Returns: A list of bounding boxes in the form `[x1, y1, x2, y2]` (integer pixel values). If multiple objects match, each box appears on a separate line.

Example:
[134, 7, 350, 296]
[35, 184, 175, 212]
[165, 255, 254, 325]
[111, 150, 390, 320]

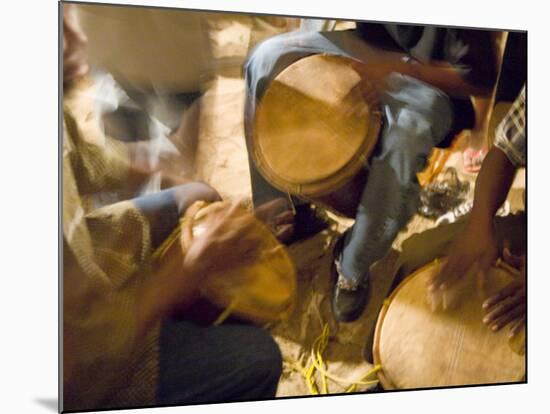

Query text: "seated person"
[243, 23, 500, 322]
[63, 6, 282, 411]
[429, 85, 526, 337]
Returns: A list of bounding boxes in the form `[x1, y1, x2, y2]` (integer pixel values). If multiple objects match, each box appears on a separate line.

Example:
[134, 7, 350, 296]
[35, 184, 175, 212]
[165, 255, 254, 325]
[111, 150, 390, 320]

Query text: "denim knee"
[383, 74, 454, 144]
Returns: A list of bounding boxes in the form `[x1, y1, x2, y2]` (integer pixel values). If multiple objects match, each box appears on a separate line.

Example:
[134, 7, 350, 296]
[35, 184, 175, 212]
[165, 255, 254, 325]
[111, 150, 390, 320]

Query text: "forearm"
[405, 63, 493, 98]
[468, 147, 517, 229]
[136, 239, 200, 340]
[358, 61, 493, 98]
[471, 94, 495, 131]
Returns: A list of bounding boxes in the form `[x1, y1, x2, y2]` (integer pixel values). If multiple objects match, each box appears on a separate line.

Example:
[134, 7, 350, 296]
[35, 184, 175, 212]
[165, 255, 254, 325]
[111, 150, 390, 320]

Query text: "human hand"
[182, 200, 262, 278]
[254, 198, 295, 243]
[428, 222, 498, 302]
[144, 200, 262, 323]
[482, 249, 526, 336]
[63, 4, 89, 85]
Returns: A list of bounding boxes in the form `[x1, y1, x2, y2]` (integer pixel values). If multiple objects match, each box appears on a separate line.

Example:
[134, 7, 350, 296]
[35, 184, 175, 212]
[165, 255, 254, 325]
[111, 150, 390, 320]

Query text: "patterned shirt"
[494, 86, 526, 167]
[63, 80, 160, 411]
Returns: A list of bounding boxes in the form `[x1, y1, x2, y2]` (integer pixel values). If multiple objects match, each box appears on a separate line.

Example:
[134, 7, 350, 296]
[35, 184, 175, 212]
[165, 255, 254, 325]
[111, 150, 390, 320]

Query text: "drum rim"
[251, 54, 382, 198]
[372, 258, 522, 390]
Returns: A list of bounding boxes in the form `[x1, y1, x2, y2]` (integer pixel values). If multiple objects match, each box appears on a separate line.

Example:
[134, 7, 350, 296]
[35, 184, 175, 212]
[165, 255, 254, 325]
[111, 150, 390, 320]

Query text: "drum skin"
[181, 201, 297, 324]
[373, 259, 525, 390]
[252, 54, 381, 200]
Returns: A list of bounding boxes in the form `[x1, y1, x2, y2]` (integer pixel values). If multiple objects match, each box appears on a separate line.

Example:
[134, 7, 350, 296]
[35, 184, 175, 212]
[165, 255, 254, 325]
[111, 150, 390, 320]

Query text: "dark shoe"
[331, 233, 369, 323]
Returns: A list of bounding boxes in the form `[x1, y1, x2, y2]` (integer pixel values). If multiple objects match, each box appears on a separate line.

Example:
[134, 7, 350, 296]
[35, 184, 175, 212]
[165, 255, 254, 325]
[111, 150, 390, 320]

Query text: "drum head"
[253, 54, 381, 197]
[184, 201, 297, 324]
[373, 260, 525, 389]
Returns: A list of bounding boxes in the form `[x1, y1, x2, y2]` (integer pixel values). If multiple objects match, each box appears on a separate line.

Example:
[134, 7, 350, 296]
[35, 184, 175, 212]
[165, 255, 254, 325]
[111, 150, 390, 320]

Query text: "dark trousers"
[157, 318, 282, 405]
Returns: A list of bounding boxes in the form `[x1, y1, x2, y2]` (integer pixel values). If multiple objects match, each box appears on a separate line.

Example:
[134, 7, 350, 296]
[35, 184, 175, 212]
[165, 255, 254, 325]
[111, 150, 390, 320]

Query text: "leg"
[157, 319, 282, 405]
[333, 74, 454, 321]
[342, 74, 454, 283]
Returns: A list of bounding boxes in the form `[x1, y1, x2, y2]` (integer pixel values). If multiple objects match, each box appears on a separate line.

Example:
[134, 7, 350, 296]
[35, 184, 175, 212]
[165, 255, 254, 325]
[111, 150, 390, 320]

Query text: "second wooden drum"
[373, 259, 525, 390]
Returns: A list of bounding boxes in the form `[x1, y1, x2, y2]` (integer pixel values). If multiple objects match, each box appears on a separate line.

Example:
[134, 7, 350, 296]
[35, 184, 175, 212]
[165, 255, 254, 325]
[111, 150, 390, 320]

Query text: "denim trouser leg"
[157, 319, 282, 405]
[338, 75, 453, 285]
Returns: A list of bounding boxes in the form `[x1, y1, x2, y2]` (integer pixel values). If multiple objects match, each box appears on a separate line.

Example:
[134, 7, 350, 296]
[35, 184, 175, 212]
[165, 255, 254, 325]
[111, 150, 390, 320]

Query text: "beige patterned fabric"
[494, 86, 526, 167]
[63, 107, 160, 411]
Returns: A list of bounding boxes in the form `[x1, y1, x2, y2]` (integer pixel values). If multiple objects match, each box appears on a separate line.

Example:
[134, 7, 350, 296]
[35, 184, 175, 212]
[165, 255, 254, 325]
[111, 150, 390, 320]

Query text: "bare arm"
[468, 147, 517, 231]
[354, 60, 494, 98]
[428, 146, 516, 293]
[136, 201, 262, 339]
[136, 234, 200, 340]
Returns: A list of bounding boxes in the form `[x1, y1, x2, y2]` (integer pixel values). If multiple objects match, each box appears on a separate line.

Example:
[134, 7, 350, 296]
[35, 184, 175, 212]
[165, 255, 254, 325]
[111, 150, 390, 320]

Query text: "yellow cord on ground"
[286, 323, 381, 395]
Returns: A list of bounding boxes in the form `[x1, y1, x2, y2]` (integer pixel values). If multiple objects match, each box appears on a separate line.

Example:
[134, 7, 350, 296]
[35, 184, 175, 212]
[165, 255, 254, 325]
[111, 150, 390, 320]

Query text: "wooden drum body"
[373, 259, 525, 390]
[251, 54, 381, 218]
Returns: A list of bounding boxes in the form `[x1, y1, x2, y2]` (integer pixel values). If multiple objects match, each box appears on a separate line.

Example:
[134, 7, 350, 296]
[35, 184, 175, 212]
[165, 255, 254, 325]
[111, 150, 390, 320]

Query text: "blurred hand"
[182, 200, 261, 277]
[63, 4, 89, 85]
[482, 249, 526, 336]
[143, 200, 262, 323]
[254, 198, 295, 243]
[428, 222, 498, 296]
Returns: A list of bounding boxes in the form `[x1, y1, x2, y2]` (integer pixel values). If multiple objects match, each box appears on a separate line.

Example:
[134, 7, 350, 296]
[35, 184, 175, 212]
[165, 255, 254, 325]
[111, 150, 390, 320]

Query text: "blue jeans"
[244, 30, 454, 286]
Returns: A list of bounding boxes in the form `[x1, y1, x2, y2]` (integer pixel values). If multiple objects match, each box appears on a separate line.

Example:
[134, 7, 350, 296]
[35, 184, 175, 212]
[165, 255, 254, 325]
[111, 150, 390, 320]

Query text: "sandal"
[463, 147, 488, 173]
